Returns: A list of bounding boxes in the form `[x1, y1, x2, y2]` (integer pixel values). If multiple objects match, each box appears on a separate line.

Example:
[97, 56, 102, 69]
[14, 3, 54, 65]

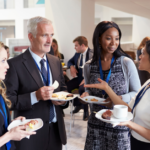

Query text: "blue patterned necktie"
[78, 54, 83, 84]
[40, 59, 54, 122]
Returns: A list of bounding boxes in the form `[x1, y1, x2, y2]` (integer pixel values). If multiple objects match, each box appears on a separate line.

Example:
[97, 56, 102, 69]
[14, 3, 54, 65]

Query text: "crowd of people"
[0, 16, 150, 150]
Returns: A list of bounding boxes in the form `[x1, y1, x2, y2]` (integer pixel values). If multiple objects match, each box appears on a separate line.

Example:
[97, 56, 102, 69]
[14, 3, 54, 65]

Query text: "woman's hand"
[78, 92, 89, 104]
[80, 92, 89, 98]
[84, 78, 108, 91]
[118, 121, 131, 127]
[12, 116, 26, 122]
[8, 125, 36, 141]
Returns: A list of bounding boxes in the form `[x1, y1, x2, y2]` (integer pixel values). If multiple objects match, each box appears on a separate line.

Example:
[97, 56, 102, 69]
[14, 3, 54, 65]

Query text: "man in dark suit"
[4, 16, 68, 150]
[67, 36, 93, 121]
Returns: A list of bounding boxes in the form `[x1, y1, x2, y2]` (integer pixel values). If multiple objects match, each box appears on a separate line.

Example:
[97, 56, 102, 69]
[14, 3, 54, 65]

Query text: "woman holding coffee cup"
[81, 21, 141, 150]
[84, 40, 150, 150]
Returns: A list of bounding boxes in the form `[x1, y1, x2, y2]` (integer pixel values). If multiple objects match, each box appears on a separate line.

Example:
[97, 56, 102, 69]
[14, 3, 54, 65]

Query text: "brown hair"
[73, 36, 88, 47]
[52, 39, 62, 59]
[0, 42, 11, 108]
[137, 37, 150, 50]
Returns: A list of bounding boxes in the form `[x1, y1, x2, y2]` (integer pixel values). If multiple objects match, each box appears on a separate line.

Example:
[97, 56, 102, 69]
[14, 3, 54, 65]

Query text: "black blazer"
[4, 49, 68, 150]
[0, 97, 15, 150]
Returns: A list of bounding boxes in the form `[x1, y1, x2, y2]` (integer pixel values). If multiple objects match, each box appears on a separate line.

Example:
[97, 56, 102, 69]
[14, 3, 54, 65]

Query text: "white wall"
[132, 16, 150, 48]
[95, 4, 150, 51]
[45, 0, 81, 65]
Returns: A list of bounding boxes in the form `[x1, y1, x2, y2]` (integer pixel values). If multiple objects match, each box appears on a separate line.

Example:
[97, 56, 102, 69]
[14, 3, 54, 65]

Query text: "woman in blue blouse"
[0, 42, 36, 150]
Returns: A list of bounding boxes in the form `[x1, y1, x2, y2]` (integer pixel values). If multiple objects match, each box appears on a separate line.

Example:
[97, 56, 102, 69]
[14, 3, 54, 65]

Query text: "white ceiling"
[95, 0, 150, 19]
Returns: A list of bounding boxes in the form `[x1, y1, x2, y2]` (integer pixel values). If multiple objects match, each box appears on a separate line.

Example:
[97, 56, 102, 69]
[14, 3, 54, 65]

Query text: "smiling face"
[0, 47, 9, 80]
[138, 47, 150, 72]
[99, 27, 120, 55]
[28, 23, 54, 58]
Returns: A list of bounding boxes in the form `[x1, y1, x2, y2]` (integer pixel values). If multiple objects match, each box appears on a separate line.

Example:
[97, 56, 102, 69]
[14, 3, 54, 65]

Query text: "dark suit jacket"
[4, 49, 68, 150]
[0, 97, 15, 150]
[67, 48, 93, 77]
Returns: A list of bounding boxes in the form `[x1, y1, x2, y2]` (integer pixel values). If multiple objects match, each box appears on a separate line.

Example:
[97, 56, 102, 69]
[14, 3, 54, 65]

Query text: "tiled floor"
[62, 105, 88, 150]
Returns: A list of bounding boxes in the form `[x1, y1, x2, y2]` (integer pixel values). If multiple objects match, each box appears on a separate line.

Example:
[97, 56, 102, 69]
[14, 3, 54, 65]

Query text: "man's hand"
[79, 79, 85, 86]
[70, 66, 78, 77]
[36, 86, 54, 101]
[52, 101, 66, 105]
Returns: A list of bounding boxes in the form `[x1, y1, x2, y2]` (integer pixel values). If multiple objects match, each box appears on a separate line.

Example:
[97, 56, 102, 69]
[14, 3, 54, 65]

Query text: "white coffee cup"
[113, 105, 128, 119]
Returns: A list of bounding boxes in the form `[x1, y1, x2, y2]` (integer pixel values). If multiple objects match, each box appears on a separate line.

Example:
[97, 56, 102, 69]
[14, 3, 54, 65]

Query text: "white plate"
[95, 109, 133, 124]
[78, 96, 108, 104]
[51, 91, 77, 101]
[7, 118, 43, 132]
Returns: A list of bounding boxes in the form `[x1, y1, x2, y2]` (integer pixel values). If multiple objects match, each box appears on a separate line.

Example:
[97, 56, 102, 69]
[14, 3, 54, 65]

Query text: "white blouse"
[129, 79, 150, 143]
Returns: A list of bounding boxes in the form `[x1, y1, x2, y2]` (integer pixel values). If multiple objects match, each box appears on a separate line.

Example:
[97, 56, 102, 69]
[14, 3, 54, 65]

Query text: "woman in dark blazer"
[0, 42, 35, 150]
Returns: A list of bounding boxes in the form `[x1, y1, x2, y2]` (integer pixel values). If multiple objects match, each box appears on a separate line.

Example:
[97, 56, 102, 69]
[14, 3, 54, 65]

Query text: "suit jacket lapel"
[86, 48, 90, 62]
[22, 49, 44, 88]
[46, 54, 57, 85]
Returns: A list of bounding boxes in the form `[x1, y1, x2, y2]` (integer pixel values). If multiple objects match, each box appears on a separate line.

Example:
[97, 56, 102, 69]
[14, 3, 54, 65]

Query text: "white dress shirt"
[77, 47, 88, 77]
[129, 79, 150, 143]
[29, 48, 57, 123]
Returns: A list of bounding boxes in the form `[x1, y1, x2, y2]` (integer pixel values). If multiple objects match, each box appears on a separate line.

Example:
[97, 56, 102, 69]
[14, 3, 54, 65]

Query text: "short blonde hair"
[27, 16, 52, 37]
[0, 42, 11, 108]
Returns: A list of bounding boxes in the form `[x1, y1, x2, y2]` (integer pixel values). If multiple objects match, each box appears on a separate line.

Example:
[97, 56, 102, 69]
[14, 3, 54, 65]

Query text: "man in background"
[67, 36, 93, 121]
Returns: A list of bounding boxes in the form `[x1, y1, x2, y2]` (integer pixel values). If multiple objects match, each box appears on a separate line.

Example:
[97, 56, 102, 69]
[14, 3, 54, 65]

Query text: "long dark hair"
[92, 21, 130, 63]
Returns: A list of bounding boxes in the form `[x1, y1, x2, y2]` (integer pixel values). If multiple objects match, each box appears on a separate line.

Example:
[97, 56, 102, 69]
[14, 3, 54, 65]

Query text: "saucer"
[95, 109, 133, 124]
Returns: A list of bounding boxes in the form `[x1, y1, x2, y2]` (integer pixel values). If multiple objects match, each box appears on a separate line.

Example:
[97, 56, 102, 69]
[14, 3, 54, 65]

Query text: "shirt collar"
[82, 47, 88, 56]
[29, 47, 47, 64]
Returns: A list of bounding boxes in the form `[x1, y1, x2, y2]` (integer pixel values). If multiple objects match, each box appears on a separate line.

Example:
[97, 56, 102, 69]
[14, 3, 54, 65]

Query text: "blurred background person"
[137, 37, 150, 85]
[67, 36, 93, 121]
[52, 39, 64, 60]
[52, 38, 70, 84]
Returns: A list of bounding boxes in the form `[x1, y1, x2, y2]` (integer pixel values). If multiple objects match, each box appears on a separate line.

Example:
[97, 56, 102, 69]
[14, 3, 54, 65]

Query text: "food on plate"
[52, 93, 58, 98]
[66, 94, 74, 97]
[25, 120, 38, 129]
[91, 98, 98, 102]
[85, 99, 88, 101]
[102, 110, 112, 120]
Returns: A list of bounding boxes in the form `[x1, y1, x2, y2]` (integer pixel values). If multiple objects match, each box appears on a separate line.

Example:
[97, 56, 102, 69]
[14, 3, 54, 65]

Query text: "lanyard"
[132, 82, 150, 113]
[99, 56, 115, 97]
[0, 95, 11, 150]
[34, 58, 50, 86]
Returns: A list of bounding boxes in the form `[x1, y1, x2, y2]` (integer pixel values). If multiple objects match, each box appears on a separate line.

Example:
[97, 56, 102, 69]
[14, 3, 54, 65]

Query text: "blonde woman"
[0, 42, 35, 150]
[52, 39, 64, 60]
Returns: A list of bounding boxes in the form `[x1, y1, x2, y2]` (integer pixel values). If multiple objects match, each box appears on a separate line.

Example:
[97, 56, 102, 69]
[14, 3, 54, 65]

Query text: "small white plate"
[7, 118, 43, 132]
[95, 109, 133, 124]
[79, 96, 107, 104]
[51, 91, 77, 101]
